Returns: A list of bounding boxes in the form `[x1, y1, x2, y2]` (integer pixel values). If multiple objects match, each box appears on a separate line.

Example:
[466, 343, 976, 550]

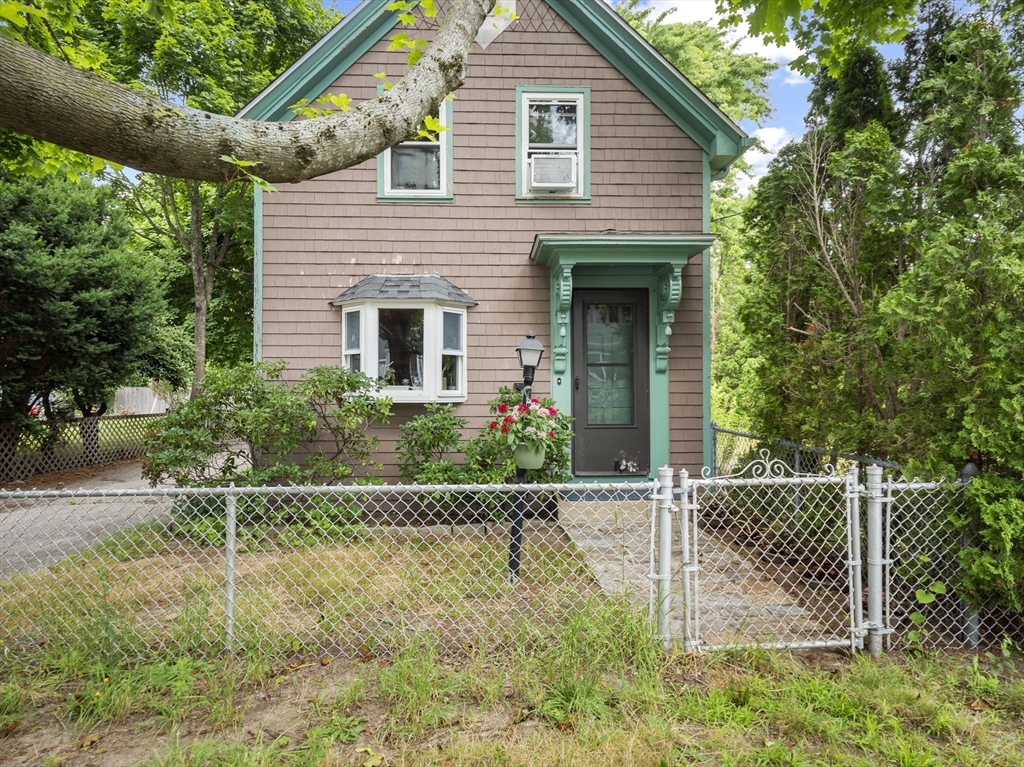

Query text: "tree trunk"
[0, 0, 495, 182]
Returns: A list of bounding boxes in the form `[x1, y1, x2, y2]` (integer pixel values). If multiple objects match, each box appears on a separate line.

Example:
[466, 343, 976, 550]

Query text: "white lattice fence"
[0, 414, 162, 484]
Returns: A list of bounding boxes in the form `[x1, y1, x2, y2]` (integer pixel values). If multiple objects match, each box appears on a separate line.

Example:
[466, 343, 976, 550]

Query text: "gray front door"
[571, 289, 650, 476]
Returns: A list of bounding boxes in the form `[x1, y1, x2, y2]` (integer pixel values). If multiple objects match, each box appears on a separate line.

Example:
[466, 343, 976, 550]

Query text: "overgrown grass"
[2, 518, 1024, 765]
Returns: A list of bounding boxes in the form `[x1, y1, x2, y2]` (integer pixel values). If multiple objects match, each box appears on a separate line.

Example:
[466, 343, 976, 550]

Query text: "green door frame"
[530, 233, 715, 480]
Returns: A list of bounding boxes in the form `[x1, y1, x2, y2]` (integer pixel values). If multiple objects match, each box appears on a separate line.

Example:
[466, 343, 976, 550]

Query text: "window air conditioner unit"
[529, 152, 577, 191]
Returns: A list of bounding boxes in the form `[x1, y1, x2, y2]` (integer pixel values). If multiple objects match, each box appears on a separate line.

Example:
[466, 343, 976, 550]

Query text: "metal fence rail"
[0, 414, 162, 484]
[711, 422, 899, 477]
[0, 482, 654, 662]
[2, 470, 1020, 665]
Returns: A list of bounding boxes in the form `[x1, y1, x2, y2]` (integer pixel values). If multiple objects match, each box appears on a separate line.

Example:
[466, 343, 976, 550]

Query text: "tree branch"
[0, 0, 495, 183]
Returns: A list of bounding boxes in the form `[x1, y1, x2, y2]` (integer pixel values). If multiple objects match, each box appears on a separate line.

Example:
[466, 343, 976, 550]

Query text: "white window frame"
[381, 98, 451, 198]
[341, 300, 468, 403]
[520, 90, 585, 199]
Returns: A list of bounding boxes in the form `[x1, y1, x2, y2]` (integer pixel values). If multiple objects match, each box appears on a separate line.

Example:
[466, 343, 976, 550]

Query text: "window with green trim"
[518, 88, 588, 199]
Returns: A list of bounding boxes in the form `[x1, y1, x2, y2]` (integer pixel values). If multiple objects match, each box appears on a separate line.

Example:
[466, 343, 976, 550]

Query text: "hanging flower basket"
[514, 442, 547, 470]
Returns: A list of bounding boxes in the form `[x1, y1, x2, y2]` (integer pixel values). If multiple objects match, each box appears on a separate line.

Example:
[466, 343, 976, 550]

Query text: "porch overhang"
[529, 231, 715, 376]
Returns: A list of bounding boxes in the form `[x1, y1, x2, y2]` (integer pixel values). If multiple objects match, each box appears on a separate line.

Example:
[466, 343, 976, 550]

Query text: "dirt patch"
[0, 657, 367, 766]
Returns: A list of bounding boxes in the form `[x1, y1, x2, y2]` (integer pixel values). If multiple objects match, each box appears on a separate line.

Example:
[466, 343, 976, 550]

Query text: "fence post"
[865, 465, 885, 657]
[225, 489, 237, 654]
[678, 468, 697, 652]
[847, 465, 864, 651]
[656, 465, 675, 653]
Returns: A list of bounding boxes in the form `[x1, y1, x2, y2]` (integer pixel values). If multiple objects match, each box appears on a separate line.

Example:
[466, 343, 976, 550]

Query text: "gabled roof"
[239, 0, 751, 175]
[331, 274, 478, 306]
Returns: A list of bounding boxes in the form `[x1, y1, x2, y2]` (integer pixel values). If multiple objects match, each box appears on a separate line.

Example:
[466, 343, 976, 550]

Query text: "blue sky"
[327, 0, 816, 189]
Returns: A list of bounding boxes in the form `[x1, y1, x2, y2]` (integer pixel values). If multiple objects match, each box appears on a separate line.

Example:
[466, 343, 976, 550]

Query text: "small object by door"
[571, 289, 650, 476]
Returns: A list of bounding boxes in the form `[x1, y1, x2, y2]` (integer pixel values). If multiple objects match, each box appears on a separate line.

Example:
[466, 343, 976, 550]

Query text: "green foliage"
[717, 0, 920, 75]
[296, 366, 393, 484]
[0, 168, 174, 450]
[396, 404, 467, 483]
[727, 14, 1024, 610]
[143, 362, 391, 488]
[471, 387, 573, 483]
[142, 361, 316, 486]
[617, 0, 776, 126]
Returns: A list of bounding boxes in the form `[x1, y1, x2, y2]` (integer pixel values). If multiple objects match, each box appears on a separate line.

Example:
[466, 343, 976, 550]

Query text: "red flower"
[517, 403, 529, 413]
[489, 420, 498, 430]
[548, 407, 557, 416]
[497, 403, 509, 414]
[500, 424, 510, 433]
[549, 431, 556, 438]
[531, 398, 540, 404]
[503, 415, 515, 424]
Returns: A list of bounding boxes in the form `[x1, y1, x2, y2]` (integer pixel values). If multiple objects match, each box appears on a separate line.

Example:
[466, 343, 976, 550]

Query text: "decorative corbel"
[655, 265, 682, 373]
[552, 265, 573, 374]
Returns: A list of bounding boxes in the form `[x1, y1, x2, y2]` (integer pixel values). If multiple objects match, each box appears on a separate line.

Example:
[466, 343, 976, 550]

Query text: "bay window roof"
[330, 273, 477, 306]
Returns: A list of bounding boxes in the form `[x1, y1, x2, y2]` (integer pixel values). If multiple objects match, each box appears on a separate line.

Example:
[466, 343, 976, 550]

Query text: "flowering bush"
[488, 397, 562, 450]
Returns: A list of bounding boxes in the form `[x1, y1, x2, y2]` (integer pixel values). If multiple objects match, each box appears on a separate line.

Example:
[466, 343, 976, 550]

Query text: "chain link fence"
[687, 471, 857, 651]
[0, 482, 653, 663]
[0, 414, 162, 485]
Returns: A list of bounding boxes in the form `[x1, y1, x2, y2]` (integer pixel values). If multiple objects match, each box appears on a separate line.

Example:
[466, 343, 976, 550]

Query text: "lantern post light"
[509, 332, 544, 583]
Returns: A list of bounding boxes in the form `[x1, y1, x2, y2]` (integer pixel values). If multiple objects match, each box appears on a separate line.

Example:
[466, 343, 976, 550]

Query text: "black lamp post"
[516, 332, 545, 393]
[509, 332, 544, 583]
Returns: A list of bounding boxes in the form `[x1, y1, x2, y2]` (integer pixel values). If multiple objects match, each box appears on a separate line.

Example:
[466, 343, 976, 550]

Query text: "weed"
[376, 637, 464, 737]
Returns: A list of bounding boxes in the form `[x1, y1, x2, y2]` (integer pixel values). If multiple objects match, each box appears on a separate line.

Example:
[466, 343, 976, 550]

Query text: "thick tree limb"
[0, 0, 494, 183]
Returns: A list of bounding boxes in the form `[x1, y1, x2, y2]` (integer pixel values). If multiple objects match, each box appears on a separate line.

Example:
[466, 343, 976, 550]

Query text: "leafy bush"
[396, 404, 466, 483]
[396, 388, 572, 486]
[959, 475, 1024, 613]
[143, 362, 392, 487]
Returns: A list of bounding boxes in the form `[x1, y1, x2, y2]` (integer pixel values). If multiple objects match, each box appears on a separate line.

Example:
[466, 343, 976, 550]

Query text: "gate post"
[656, 465, 675, 653]
[847, 465, 864, 651]
[865, 465, 885, 657]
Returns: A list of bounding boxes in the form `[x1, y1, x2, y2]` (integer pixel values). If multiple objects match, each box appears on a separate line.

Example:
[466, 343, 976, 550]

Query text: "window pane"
[529, 101, 577, 147]
[587, 366, 634, 425]
[346, 354, 361, 373]
[442, 354, 460, 392]
[585, 304, 633, 364]
[378, 308, 424, 389]
[391, 145, 440, 190]
[344, 311, 360, 351]
[442, 311, 462, 352]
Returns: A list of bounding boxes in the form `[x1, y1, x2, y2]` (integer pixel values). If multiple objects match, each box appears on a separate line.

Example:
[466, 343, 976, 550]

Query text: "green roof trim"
[545, 0, 749, 174]
[237, 0, 750, 173]
[530, 232, 715, 268]
[238, 0, 398, 122]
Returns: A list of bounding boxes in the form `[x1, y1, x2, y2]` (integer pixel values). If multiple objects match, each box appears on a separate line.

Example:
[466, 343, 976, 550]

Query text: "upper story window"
[332, 274, 475, 402]
[379, 98, 453, 201]
[517, 87, 590, 201]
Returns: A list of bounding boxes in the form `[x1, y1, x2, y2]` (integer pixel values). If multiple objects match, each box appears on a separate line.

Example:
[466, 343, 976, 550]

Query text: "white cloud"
[732, 126, 796, 194]
[782, 65, 811, 87]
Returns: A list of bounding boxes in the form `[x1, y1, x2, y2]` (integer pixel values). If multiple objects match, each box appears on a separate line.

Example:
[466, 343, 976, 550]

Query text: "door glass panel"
[586, 303, 634, 425]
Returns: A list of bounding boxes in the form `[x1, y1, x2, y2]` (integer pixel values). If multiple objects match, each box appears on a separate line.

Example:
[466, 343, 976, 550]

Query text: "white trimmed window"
[381, 99, 451, 198]
[342, 303, 467, 402]
[519, 90, 587, 198]
[333, 274, 475, 403]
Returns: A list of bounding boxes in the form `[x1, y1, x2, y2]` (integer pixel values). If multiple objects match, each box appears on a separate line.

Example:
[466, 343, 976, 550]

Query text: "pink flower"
[526, 426, 536, 433]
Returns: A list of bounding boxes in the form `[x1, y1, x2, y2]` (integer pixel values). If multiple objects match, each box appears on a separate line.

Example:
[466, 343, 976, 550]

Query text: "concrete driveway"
[0, 461, 172, 578]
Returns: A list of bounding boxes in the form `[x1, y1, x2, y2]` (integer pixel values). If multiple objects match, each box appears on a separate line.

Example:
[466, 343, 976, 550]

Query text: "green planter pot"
[514, 443, 547, 470]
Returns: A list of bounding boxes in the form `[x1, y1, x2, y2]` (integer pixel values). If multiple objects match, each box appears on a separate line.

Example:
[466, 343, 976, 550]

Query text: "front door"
[571, 289, 650, 476]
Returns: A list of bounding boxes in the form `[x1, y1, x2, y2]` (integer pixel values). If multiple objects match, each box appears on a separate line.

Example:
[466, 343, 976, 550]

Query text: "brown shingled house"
[239, 0, 751, 480]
